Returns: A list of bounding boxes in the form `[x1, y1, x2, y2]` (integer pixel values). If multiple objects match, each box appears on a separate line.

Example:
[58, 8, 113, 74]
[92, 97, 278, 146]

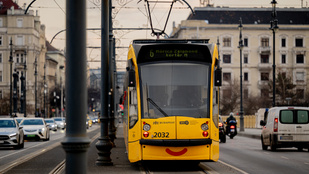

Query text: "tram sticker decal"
[165, 148, 188, 156]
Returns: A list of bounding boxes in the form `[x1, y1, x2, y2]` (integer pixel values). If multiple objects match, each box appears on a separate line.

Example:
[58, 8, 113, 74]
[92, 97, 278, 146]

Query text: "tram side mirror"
[214, 68, 222, 86]
[128, 68, 136, 87]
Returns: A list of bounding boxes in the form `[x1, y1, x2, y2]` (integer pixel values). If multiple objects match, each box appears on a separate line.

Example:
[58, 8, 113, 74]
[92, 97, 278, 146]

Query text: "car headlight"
[39, 128, 45, 132]
[9, 133, 17, 138]
[60, 122, 64, 125]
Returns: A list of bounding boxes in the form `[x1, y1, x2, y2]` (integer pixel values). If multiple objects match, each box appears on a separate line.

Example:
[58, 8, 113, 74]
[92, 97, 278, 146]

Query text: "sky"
[16, 0, 302, 70]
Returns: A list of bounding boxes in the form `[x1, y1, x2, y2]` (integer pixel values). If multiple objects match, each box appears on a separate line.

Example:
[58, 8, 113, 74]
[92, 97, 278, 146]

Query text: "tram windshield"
[140, 62, 209, 118]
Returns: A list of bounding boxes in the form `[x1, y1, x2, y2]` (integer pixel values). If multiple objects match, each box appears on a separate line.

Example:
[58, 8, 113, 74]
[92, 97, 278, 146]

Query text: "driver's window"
[129, 87, 138, 128]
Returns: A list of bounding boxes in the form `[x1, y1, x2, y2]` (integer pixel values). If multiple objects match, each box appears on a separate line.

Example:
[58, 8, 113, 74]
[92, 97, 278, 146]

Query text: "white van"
[260, 106, 309, 151]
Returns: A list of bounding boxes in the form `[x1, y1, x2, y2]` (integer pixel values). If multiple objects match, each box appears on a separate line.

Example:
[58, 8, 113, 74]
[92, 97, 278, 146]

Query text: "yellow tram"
[122, 39, 221, 163]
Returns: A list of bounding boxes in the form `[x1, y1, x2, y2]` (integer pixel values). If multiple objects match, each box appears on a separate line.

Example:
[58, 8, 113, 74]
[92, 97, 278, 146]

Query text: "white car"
[0, 118, 24, 149]
[44, 118, 58, 131]
[54, 117, 66, 130]
[20, 118, 50, 141]
[260, 106, 309, 151]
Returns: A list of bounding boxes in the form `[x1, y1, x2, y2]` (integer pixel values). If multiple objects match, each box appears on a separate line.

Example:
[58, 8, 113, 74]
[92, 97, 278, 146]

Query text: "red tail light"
[143, 131, 149, 138]
[274, 118, 278, 132]
[230, 125, 235, 129]
[202, 131, 208, 137]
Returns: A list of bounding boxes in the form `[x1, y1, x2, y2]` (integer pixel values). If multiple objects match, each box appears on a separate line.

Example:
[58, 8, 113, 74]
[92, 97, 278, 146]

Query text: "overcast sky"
[16, 0, 302, 69]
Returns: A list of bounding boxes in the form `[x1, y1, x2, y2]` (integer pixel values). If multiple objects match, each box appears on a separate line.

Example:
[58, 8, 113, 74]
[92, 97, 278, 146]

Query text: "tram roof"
[132, 39, 210, 45]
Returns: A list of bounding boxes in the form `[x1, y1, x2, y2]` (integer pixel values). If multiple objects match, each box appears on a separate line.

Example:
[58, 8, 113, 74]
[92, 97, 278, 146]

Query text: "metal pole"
[9, 38, 13, 117]
[96, 0, 113, 166]
[24, 50, 27, 117]
[108, 0, 116, 145]
[272, 30, 276, 107]
[44, 64, 46, 118]
[61, 1, 90, 173]
[238, 18, 244, 132]
[34, 56, 38, 117]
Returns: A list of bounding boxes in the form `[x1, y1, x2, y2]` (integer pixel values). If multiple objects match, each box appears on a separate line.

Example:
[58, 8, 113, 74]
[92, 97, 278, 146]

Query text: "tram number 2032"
[153, 132, 169, 138]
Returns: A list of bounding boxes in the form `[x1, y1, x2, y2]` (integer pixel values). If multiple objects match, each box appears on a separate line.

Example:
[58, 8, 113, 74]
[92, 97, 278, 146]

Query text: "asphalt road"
[1, 125, 309, 174]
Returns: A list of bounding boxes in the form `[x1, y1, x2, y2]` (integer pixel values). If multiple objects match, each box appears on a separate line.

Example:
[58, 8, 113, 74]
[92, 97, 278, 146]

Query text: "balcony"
[258, 46, 271, 54]
[258, 63, 272, 71]
[292, 47, 306, 54]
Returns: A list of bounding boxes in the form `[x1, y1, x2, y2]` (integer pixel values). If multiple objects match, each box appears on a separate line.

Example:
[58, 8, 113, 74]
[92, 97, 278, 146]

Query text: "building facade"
[171, 7, 309, 107]
[0, 0, 65, 117]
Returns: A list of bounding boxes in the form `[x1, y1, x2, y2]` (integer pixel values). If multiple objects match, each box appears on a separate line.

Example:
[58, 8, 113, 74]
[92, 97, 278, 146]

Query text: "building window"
[260, 54, 269, 63]
[223, 37, 231, 47]
[296, 89, 304, 99]
[223, 54, 231, 63]
[296, 72, 305, 82]
[244, 54, 248, 64]
[244, 72, 248, 81]
[244, 38, 248, 47]
[0, 53, 2, 63]
[261, 89, 269, 98]
[0, 18, 3, 27]
[261, 38, 269, 47]
[296, 54, 304, 64]
[0, 90, 2, 99]
[244, 89, 249, 99]
[16, 53, 25, 63]
[261, 72, 269, 81]
[0, 71, 2, 82]
[223, 72, 231, 81]
[17, 18, 23, 28]
[0, 36, 2, 46]
[16, 36, 24, 45]
[295, 38, 303, 47]
[223, 89, 232, 99]
[281, 38, 286, 47]
[281, 54, 286, 64]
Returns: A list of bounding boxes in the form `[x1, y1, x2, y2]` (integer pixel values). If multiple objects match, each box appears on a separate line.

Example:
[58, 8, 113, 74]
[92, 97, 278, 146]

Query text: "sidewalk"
[86, 124, 140, 174]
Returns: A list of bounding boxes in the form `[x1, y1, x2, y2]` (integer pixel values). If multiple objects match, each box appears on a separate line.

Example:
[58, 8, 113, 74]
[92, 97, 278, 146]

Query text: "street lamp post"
[24, 50, 27, 117]
[270, 0, 279, 107]
[9, 38, 13, 117]
[238, 18, 244, 132]
[34, 56, 38, 117]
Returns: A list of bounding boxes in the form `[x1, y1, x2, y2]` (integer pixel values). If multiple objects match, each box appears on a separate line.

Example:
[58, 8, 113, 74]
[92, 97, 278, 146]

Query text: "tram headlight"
[201, 123, 209, 131]
[143, 123, 151, 131]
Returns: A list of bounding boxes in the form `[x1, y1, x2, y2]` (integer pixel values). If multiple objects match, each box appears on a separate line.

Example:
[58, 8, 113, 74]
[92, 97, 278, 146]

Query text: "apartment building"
[170, 7, 309, 105]
[0, 0, 48, 116]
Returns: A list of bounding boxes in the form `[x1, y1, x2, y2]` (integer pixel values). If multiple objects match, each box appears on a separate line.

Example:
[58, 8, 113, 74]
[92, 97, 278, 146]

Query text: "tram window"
[140, 63, 209, 118]
[129, 88, 138, 128]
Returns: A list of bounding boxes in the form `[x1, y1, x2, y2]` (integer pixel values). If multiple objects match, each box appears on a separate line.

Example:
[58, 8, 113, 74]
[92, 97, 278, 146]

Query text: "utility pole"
[96, 0, 113, 166]
[34, 56, 38, 117]
[61, 1, 90, 173]
[9, 38, 13, 117]
[24, 50, 27, 117]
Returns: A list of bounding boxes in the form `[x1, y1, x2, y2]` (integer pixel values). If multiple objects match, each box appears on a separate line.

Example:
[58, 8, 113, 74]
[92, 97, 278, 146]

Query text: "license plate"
[230, 129, 235, 133]
[26, 135, 36, 138]
[280, 136, 293, 140]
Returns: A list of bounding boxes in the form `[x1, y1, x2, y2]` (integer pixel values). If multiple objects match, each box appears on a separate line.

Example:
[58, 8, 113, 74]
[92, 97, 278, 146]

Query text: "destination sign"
[136, 44, 212, 63]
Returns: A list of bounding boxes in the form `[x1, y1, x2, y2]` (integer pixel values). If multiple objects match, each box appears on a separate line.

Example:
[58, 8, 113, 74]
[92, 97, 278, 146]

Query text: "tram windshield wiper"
[147, 98, 168, 117]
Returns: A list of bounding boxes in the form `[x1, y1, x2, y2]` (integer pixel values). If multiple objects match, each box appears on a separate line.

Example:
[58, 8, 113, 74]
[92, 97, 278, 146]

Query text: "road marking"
[305, 162, 309, 165]
[280, 156, 289, 160]
[218, 160, 249, 174]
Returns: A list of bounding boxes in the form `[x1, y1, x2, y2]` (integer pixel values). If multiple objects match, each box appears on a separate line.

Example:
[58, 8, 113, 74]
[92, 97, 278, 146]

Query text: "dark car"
[219, 116, 226, 143]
